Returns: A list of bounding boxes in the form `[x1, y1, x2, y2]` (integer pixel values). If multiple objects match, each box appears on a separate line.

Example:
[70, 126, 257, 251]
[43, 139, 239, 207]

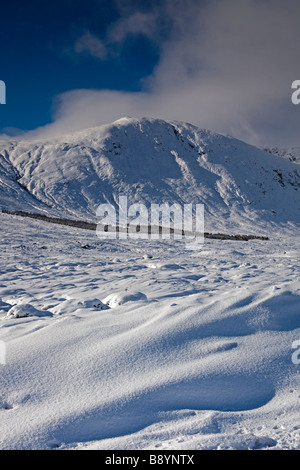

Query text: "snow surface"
[0, 211, 299, 450]
[0, 117, 299, 450]
[265, 147, 300, 166]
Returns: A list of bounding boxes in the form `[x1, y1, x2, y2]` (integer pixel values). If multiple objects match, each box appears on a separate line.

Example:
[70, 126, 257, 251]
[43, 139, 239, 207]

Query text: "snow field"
[0, 212, 299, 449]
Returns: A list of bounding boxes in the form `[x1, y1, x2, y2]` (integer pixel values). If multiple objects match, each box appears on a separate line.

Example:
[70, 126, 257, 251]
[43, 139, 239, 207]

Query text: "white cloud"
[74, 31, 107, 60]
[108, 11, 159, 44]
[18, 0, 300, 147]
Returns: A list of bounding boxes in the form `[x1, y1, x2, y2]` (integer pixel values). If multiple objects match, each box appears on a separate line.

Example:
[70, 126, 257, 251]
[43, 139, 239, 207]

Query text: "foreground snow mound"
[49, 297, 109, 315]
[103, 291, 148, 308]
[6, 303, 52, 318]
[0, 117, 299, 233]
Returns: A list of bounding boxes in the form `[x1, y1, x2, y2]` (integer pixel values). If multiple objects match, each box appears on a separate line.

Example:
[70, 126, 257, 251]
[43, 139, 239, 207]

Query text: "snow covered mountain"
[0, 117, 299, 234]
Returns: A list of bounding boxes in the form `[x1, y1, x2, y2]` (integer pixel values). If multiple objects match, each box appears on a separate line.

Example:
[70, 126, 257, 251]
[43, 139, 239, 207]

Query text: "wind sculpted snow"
[0, 212, 299, 450]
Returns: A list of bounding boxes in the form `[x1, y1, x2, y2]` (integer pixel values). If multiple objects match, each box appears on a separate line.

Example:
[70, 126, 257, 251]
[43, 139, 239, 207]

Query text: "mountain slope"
[0, 117, 299, 234]
[264, 147, 300, 165]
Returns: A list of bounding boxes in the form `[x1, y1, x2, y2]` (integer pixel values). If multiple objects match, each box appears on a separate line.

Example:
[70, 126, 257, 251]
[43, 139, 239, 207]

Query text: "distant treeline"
[1, 210, 269, 241]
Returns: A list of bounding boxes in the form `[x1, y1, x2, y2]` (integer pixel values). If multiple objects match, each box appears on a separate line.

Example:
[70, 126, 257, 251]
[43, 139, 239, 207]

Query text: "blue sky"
[0, 0, 162, 132]
[1, 0, 300, 147]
